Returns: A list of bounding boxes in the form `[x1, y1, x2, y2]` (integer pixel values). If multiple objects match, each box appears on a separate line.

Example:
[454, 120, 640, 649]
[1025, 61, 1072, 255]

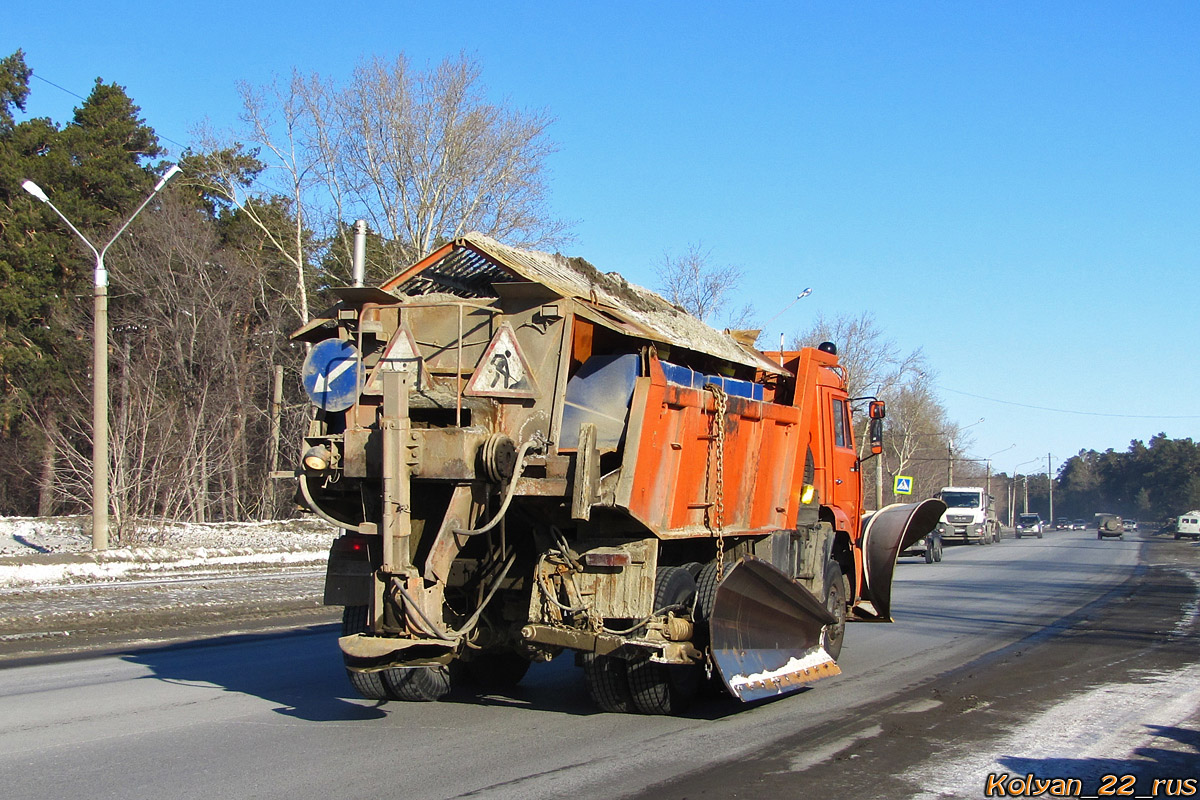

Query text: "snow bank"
[0, 516, 337, 589]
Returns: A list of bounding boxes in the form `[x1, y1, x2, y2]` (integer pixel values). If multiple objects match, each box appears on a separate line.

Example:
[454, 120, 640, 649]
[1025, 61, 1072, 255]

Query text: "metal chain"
[704, 383, 728, 581]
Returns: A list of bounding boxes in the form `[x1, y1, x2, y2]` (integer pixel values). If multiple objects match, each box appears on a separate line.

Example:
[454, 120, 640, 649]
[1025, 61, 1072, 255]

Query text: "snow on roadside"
[0, 515, 337, 589]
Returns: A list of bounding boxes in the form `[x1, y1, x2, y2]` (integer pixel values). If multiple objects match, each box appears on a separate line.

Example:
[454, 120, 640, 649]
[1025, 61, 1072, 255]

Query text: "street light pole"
[22, 165, 182, 551]
[1013, 457, 1041, 525]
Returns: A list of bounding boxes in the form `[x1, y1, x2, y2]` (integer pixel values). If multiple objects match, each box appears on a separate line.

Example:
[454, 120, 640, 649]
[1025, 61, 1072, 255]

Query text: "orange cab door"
[821, 389, 861, 529]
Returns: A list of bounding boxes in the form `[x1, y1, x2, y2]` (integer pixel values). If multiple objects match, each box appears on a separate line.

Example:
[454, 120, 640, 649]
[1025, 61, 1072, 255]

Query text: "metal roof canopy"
[379, 233, 788, 376]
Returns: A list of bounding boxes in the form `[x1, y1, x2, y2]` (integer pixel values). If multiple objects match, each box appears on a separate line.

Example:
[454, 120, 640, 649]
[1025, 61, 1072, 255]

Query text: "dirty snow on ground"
[905, 660, 1200, 798]
[0, 516, 337, 590]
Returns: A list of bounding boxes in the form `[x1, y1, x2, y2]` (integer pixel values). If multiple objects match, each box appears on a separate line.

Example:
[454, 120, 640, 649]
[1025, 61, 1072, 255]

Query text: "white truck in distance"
[936, 486, 1001, 544]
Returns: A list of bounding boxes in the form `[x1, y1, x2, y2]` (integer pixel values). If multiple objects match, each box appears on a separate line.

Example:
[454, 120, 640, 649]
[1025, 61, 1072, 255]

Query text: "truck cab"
[936, 486, 1000, 545]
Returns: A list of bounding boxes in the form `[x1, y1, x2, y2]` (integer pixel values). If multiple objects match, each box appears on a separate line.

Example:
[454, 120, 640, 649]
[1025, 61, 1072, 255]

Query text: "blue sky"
[8, 1, 1199, 477]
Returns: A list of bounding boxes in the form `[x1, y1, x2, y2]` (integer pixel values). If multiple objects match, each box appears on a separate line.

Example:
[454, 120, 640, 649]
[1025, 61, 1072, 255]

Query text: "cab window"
[833, 398, 848, 448]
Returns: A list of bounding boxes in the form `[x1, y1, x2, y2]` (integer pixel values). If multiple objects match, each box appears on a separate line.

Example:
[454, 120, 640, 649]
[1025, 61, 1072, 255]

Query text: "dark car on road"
[901, 526, 944, 563]
[1015, 513, 1044, 539]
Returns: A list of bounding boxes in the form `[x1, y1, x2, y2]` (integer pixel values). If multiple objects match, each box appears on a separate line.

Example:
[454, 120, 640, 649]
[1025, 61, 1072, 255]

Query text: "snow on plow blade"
[709, 556, 841, 703]
[860, 498, 948, 621]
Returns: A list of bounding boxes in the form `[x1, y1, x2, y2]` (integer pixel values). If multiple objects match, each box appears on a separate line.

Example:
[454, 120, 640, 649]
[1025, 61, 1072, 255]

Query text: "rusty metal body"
[293, 234, 942, 712]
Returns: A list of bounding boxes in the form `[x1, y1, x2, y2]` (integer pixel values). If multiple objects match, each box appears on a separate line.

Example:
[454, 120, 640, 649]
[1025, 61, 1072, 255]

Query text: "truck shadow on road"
[120, 625, 753, 722]
[122, 623, 389, 722]
[440, 655, 756, 720]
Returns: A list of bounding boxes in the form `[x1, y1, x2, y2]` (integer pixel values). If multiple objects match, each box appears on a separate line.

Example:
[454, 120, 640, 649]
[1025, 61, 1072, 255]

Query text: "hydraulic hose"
[452, 439, 538, 536]
[298, 473, 368, 533]
[394, 551, 519, 642]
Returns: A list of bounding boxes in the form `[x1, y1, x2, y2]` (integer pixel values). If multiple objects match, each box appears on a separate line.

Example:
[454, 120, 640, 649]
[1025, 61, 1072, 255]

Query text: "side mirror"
[869, 417, 883, 455]
[869, 400, 886, 420]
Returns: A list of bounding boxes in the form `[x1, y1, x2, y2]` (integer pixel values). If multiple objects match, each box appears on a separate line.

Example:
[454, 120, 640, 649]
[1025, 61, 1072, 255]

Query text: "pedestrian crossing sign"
[894, 475, 913, 495]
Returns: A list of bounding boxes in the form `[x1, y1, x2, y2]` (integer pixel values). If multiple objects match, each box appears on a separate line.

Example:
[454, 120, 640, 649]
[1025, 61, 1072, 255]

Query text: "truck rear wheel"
[626, 566, 702, 714]
[582, 652, 633, 713]
[341, 606, 393, 700]
[341, 605, 452, 702]
[382, 666, 452, 702]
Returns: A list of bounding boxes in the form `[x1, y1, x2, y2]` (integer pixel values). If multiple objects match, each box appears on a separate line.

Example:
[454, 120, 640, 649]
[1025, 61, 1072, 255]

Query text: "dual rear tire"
[341, 605, 452, 702]
[583, 566, 703, 715]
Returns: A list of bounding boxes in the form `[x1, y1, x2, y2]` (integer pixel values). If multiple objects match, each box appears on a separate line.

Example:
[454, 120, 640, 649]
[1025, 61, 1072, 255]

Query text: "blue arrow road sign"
[302, 339, 362, 412]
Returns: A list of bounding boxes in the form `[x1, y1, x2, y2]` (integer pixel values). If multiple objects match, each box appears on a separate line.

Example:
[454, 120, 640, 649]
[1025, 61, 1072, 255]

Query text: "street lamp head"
[21, 180, 49, 203]
[798, 287, 812, 299]
[154, 164, 182, 192]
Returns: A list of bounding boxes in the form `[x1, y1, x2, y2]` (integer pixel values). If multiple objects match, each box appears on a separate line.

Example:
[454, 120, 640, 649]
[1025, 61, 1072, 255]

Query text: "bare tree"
[883, 379, 956, 500]
[191, 73, 322, 325]
[792, 311, 925, 401]
[792, 311, 959, 503]
[331, 54, 571, 269]
[201, 53, 572, 294]
[655, 243, 748, 325]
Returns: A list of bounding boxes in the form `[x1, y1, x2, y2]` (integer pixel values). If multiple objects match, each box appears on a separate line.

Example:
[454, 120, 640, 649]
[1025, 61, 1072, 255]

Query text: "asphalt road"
[1, 530, 1196, 800]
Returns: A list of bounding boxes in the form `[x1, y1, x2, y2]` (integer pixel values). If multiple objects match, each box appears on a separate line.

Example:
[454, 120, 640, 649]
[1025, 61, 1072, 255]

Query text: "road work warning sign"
[894, 475, 913, 495]
[465, 323, 539, 399]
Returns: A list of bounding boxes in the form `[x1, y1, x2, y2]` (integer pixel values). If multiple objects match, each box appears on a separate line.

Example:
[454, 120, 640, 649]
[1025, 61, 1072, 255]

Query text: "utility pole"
[1048, 452, 1054, 523]
[876, 455, 884, 511]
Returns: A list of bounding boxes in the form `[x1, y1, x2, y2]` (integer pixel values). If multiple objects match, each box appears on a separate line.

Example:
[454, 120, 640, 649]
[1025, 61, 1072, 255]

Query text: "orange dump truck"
[294, 234, 943, 713]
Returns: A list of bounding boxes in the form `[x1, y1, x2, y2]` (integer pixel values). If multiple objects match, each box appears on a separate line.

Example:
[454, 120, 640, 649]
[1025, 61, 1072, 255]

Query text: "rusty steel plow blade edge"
[860, 498, 948, 621]
[708, 556, 841, 703]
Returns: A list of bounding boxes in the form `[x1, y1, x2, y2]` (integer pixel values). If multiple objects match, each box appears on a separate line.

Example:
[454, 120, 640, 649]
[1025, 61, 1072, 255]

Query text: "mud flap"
[709, 556, 842, 703]
[858, 499, 948, 621]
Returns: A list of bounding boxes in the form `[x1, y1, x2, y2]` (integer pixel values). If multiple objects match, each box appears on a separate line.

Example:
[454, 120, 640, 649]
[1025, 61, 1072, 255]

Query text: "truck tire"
[933, 537, 943, 562]
[626, 566, 701, 714]
[582, 653, 633, 713]
[341, 605, 452, 702]
[694, 562, 719, 639]
[382, 665, 452, 702]
[924, 544, 934, 564]
[821, 561, 846, 660]
[342, 606, 393, 700]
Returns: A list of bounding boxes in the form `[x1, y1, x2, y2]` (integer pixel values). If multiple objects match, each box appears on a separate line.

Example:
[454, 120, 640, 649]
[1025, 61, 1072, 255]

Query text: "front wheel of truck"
[821, 561, 847, 660]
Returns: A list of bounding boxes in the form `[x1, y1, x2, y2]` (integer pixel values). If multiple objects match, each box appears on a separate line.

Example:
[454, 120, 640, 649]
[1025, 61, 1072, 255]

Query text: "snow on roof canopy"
[379, 233, 787, 376]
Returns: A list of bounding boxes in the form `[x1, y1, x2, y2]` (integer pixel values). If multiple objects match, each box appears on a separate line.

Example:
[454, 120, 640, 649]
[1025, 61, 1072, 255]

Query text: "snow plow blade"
[709, 556, 841, 703]
[859, 498, 948, 621]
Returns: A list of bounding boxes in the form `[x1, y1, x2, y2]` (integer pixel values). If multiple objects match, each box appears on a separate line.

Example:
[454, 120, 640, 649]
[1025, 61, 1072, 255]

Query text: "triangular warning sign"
[464, 323, 539, 399]
[367, 325, 422, 390]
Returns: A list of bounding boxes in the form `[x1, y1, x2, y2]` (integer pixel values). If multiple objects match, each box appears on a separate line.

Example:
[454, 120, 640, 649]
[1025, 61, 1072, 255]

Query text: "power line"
[29, 71, 191, 153]
[936, 385, 1200, 420]
[31, 72, 86, 101]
